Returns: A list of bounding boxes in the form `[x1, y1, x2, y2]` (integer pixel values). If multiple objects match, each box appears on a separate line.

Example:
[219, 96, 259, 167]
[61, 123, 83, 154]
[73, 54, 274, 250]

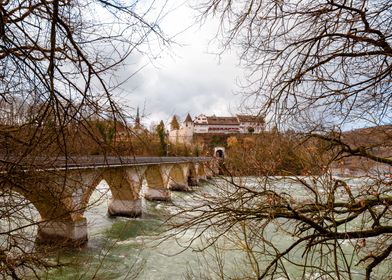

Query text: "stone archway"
[214, 147, 225, 159]
[80, 167, 147, 218]
[187, 164, 198, 186]
[196, 163, 207, 181]
[102, 167, 144, 217]
[0, 157, 212, 247]
[3, 171, 89, 246]
[144, 165, 170, 201]
[168, 164, 189, 191]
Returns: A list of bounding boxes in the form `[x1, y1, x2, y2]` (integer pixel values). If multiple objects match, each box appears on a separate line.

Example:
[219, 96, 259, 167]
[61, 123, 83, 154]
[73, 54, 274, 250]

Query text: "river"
[43, 181, 215, 280]
[25, 177, 391, 279]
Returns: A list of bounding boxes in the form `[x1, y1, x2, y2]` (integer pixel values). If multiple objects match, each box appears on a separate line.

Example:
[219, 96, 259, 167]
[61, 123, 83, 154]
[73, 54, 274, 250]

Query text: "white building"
[193, 114, 208, 133]
[202, 116, 240, 133]
[169, 113, 264, 145]
[237, 115, 264, 133]
[168, 113, 194, 144]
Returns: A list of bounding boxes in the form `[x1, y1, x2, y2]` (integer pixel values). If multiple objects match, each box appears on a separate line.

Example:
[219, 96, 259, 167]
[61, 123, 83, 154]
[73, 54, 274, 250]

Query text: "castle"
[169, 113, 264, 144]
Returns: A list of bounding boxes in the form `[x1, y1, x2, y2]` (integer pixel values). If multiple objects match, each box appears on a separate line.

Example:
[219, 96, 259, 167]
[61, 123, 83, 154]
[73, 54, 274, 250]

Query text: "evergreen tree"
[170, 115, 180, 130]
[156, 120, 167, 156]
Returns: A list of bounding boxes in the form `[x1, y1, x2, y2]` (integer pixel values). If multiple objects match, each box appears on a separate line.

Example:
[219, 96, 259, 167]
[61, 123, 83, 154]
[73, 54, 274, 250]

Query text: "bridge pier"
[103, 168, 144, 217]
[3, 157, 211, 248]
[143, 165, 171, 201]
[196, 163, 210, 182]
[166, 163, 190, 191]
[108, 198, 142, 217]
[36, 218, 88, 247]
[144, 187, 171, 201]
[168, 180, 190, 191]
[186, 164, 199, 187]
[188, 177, 199, 186]
[198, 176, 207, 183]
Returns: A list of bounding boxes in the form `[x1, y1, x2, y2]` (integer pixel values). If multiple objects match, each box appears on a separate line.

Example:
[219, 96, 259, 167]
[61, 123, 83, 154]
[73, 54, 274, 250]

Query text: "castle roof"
[207, 116, 239, 125]
[184, 113, 192, 123]
[236, 114, 264, 123]
[181, 113, 264, 126]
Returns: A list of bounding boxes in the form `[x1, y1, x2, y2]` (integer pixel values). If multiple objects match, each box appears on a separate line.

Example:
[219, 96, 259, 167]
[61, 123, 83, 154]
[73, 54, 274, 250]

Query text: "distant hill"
[334, 125, 392, 175]
[343, 124, 392, 147]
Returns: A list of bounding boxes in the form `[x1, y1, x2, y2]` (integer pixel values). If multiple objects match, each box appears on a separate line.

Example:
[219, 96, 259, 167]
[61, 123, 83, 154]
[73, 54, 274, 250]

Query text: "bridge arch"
[144, 165, 164, 188]
[168, 164, 189, 191]
[0, 156, 212, 247]
[187, 163, 199, 186]
[80, 167, 145, 218]
[3, 172, 87, 246]
[196, 163, 207, 180]
[143, 165, 170, 201]
[6, 184, 75, 222]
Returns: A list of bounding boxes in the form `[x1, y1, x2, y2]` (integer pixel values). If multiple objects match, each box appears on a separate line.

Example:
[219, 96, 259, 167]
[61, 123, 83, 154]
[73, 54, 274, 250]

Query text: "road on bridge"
[0, 156, 212, 171]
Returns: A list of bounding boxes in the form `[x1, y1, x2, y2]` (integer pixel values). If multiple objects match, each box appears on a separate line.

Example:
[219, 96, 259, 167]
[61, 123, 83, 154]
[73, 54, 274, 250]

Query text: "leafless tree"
[169, 1, 392, 279]
[197, 0, 391, 127]
[0, 0, 170, 278]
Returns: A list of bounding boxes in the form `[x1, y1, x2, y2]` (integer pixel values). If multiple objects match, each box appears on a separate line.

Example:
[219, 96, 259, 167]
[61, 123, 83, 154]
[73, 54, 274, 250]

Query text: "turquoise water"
[32, 177, 391, 279]
[42, 183, 210, 280]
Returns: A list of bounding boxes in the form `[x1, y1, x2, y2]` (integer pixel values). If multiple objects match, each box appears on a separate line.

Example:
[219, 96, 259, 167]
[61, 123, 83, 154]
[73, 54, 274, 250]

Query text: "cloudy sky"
[117, 1, 245, 128]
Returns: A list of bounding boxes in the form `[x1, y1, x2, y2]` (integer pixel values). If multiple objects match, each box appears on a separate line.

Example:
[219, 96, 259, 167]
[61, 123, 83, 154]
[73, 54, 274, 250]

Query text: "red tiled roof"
[206, 116, 239, 125]
[236, 115, 264, 123]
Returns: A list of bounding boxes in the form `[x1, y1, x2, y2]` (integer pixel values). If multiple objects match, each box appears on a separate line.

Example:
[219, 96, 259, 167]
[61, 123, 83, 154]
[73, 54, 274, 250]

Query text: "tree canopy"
[170, 115, 180, 130]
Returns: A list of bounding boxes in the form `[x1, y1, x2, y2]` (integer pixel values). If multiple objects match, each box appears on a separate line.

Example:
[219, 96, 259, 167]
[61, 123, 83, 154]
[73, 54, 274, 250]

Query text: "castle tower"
[182, 113, 194, 144]
[184, 113, 193, 128]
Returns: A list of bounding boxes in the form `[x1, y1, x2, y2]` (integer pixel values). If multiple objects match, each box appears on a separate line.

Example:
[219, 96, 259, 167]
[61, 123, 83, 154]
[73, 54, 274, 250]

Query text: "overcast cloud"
[116, 1, 244, 128]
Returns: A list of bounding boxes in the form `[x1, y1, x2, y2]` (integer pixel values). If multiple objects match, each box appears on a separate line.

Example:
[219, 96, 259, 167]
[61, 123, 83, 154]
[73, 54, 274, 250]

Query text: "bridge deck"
[0, 156, 211, 171]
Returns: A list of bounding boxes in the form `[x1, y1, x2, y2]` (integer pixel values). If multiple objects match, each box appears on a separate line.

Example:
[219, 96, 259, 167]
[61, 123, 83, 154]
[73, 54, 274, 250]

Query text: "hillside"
[334, 125, 392, 175]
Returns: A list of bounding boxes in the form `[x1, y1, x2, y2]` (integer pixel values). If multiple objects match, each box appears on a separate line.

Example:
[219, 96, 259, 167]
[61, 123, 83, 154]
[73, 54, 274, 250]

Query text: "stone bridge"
[1, 156, 213, 246]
